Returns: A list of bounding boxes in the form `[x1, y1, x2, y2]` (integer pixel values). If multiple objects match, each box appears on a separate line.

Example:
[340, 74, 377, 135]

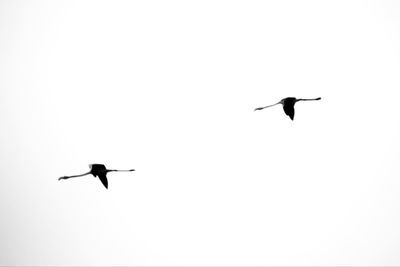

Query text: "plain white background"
[1, 0, 400, 265]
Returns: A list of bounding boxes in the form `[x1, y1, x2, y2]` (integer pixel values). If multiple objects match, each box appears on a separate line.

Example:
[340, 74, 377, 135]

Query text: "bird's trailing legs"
[296, 97, 321, 102]
[108, 169, 135, 173]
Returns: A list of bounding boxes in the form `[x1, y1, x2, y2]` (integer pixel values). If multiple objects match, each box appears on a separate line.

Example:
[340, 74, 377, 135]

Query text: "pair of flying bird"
[59, 97, 321, 189]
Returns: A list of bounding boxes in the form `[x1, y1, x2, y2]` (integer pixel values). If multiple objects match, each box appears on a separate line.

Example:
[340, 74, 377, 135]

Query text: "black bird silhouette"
[254, 97, 321, 120]
[58, 164, 135, 189]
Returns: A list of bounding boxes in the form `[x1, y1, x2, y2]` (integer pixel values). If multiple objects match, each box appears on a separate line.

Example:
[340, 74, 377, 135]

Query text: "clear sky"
[1, 0, 400, 265]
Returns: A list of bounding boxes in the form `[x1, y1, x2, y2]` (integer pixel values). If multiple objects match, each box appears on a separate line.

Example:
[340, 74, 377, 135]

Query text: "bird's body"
[58, 164, 135, 189]
[89, 164, 110, 189]
[254, 97, 321, 120]
[282, 97, 297, 120]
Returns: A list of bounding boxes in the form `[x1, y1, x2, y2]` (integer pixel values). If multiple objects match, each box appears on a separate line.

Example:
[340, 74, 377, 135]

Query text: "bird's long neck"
[59, 171, 91, 180]
[254, 101, 282, 111]
[297, 97, 321, 102]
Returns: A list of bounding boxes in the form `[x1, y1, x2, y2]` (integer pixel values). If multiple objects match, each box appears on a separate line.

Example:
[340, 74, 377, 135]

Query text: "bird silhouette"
[254, 97, 321, 120]
[58, 164, 135, 189]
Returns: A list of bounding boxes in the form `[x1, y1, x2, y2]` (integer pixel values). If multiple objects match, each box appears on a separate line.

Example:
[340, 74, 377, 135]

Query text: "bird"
[254, 97, 321, 120]
[58, 164, 135, 189]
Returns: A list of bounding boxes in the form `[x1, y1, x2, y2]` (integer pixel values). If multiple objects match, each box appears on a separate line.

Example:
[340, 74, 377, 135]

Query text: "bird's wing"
[90, 164, 107, 172]
[98, 173, 108, 189]
[283, 104, 295, 120]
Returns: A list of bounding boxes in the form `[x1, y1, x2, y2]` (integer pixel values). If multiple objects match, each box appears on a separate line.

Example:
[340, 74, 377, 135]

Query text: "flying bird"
[58, 164, 135, 189]
[254, 97, 321, 120]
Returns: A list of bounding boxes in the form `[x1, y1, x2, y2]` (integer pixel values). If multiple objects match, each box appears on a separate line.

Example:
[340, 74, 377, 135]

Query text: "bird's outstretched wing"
[98, 173, 108, 189]
[283, 104, 295, 120]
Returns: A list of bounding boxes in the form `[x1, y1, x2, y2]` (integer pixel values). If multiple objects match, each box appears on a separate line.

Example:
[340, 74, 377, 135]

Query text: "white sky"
[1, 0, 400, 265]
